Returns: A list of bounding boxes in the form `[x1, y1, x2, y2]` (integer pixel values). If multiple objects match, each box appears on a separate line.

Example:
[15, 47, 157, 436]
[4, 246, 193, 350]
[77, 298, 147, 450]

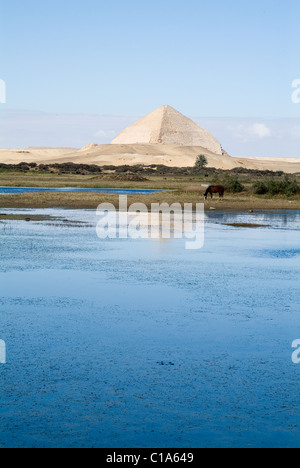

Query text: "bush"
[102, 165, 117, 171]
[194, 155, 208, 171]
[267, 179, 283, 196]
[252, 176, 300, 197]
[253, 181, 268, 195]
[282, 178, 299, 197]
[115, 165, 131, 173]
[143, 167, 156, 174]
[224, 176, 245, 193]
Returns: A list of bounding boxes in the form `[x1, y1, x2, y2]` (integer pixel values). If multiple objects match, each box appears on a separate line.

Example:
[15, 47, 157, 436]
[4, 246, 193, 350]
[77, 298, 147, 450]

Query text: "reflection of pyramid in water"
[111, 105, 223, 155]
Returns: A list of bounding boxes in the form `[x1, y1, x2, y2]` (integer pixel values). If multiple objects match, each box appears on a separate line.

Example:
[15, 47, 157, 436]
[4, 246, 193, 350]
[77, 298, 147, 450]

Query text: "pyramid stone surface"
[111, 105, 222, 155]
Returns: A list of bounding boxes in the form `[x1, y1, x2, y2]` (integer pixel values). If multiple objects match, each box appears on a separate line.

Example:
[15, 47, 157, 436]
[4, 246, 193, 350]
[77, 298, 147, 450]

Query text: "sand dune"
[0, 147, 76, 164]
[0, 106, 299, 173]
[0, 144, 299, 173]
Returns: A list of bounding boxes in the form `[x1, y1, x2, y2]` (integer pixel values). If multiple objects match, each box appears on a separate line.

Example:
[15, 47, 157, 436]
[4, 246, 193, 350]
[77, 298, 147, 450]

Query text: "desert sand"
[0, 105, 299, 173]
[1, 144, 299, 173]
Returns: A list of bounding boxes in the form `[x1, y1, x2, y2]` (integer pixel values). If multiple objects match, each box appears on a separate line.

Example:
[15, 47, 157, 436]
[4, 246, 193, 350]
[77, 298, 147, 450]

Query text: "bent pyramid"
[111, 105, 222, 155]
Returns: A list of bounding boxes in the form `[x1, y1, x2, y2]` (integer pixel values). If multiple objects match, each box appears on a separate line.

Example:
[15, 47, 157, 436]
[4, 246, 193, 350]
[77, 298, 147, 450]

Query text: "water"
[0, 208, 299, 448]
[0, 187, 163, 195]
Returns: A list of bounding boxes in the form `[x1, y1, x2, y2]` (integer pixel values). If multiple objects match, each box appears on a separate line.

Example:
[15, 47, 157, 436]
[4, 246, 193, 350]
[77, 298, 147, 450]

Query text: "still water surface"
[0, 186, 162, 195]
[0, 209, 299, 448]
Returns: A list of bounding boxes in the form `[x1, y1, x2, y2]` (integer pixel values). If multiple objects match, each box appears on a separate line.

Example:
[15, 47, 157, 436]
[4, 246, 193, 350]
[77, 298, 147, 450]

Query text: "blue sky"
[0, 0, 299, 155]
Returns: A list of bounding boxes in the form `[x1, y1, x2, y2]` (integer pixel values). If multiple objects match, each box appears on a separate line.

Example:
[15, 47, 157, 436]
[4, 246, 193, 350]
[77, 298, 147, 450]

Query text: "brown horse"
[204, 185, 225, 200]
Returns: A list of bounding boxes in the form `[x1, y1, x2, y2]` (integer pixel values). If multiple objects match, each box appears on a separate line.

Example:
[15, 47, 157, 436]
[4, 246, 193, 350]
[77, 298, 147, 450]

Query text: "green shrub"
[253, 181, 268, 195]
[283, 178, 299, 197]
[267, 179, 282, 196]
[252, 176, 300, 197]
[224, 176, 245, 193]
[194, 155, 208, 170]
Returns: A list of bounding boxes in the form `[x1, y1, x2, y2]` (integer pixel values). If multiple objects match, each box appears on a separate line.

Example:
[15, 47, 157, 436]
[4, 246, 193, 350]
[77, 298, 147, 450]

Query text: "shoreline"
[0, 171, 299, 212]
[0, 190, 299, 212]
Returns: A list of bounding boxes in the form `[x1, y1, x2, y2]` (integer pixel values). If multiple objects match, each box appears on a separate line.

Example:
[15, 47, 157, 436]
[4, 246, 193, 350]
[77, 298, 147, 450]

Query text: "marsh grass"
[0, 169, 299, 211]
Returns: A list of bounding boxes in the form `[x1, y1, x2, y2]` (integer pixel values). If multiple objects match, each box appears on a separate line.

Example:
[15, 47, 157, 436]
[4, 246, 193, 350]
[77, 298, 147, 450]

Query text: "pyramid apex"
[160, 104, 177, 111]
[149, 104, 175, 113]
